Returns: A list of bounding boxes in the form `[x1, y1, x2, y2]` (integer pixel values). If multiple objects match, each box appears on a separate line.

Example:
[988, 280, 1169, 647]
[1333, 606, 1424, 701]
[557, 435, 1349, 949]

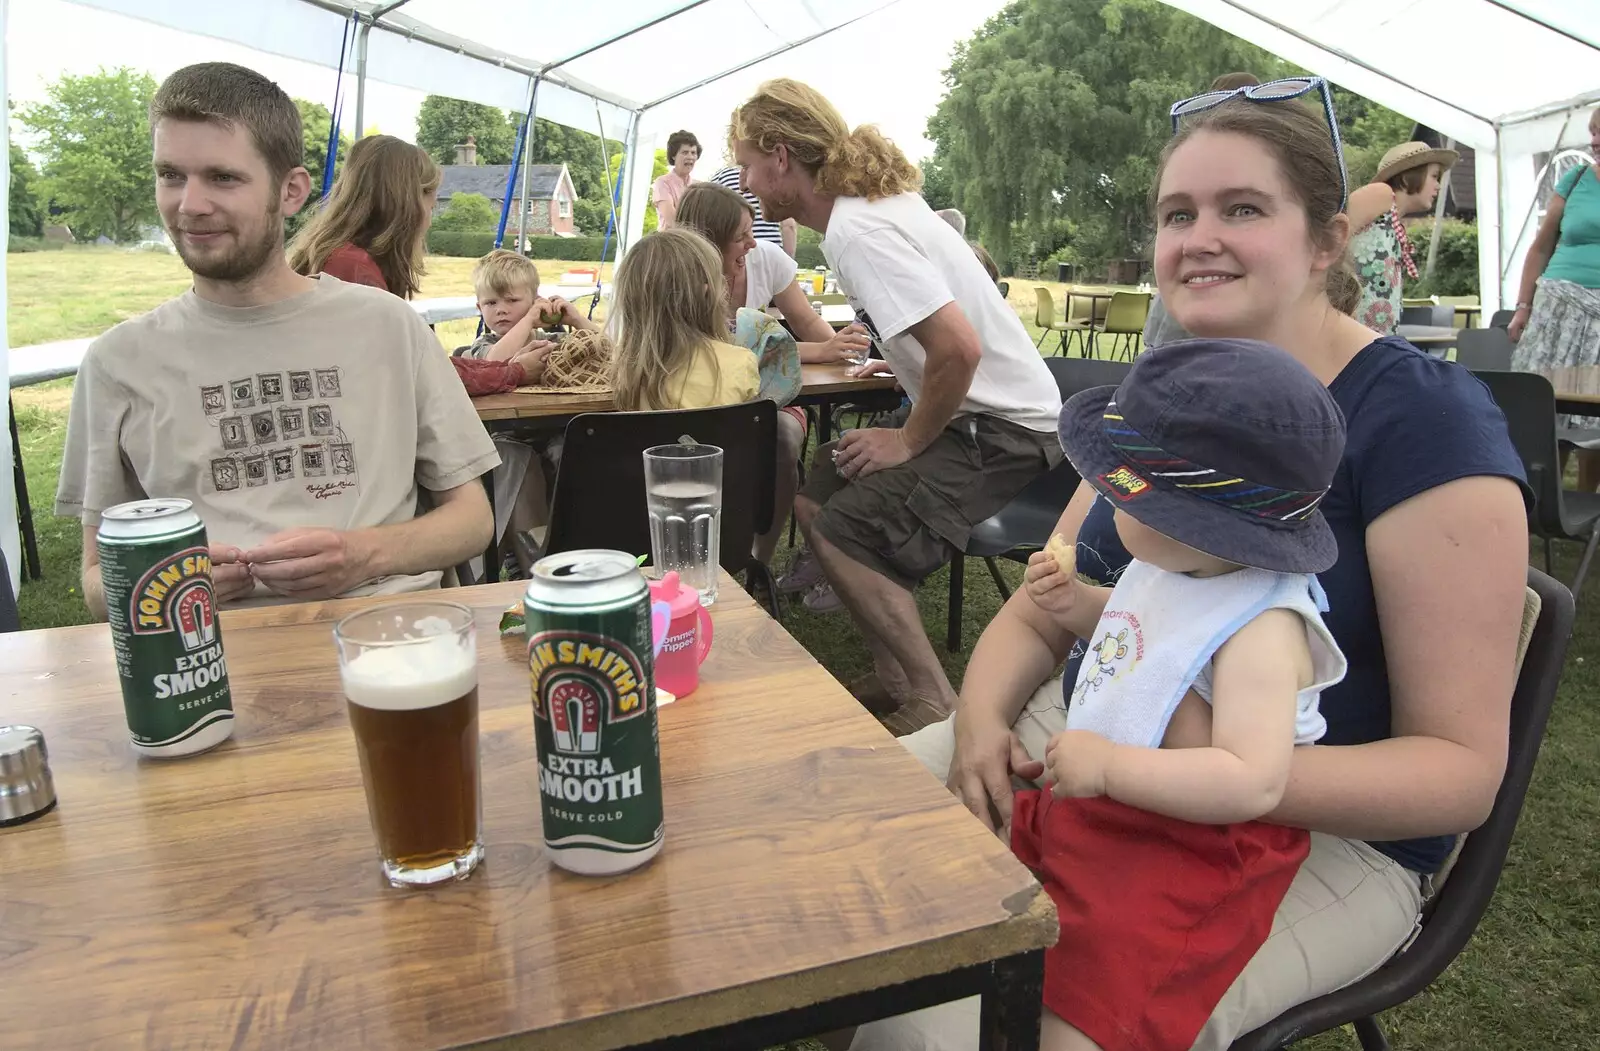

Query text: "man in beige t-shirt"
[56, 62, 497, 618]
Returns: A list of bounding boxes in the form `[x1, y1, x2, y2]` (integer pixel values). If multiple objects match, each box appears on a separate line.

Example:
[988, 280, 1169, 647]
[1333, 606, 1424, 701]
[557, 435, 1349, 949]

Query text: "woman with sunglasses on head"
[851, 79, 1528, 1051]
[1141, 73, 1396, 350]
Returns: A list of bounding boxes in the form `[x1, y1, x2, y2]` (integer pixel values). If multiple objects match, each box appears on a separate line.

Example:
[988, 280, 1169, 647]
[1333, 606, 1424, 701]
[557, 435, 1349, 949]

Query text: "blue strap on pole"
[494, 79, 540, 251]
[321, 11, 358, 200]
[591, 124, 629, 321]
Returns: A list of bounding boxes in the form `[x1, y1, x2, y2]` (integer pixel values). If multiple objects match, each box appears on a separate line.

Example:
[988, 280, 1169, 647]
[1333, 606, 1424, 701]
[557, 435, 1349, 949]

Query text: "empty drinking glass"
[643, 443, 723, 605]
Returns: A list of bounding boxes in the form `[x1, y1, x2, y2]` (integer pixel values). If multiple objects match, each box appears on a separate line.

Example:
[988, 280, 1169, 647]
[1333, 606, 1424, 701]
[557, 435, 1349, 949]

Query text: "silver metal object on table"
[0, 725, 57, 826]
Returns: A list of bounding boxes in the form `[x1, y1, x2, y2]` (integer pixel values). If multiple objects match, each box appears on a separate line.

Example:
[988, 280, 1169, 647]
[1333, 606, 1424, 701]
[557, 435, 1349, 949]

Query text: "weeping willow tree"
[931, 0, 1288, 269]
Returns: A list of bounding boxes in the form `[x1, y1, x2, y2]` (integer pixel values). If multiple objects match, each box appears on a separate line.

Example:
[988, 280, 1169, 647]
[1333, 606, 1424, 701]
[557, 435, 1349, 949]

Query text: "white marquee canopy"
[3, 0, 1598, 596]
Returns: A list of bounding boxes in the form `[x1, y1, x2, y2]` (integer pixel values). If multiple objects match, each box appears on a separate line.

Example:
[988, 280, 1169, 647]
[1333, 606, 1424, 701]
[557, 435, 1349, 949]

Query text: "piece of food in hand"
[540, 308, 564, 327]
[1045, 533, 1075, 577]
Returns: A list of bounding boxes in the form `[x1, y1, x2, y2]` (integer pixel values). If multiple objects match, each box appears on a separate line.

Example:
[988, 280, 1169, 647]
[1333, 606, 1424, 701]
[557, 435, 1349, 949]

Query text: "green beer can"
[524, 549, 664, 875]
[97, 498, 234, 758]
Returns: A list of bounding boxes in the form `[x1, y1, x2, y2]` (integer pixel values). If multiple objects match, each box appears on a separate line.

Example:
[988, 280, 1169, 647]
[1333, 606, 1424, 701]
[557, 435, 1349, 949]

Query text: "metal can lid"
[0, 725, 57, 827]
[528, 550, 645, 606]
[101, 498, 194, 522]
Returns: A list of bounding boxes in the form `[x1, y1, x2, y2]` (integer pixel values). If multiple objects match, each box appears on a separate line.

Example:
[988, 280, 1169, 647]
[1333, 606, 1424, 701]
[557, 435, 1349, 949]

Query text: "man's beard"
[174, 205, 283, 283]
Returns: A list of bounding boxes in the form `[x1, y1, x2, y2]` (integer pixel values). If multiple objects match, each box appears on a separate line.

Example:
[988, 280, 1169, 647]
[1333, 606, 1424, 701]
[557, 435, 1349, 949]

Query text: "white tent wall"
[1, 0, 16, 601]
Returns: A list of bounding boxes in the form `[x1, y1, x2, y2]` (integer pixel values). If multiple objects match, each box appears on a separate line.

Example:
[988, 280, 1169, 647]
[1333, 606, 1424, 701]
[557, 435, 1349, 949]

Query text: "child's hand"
[531, 297, 561, 327]
[1023, 548, 1081, 620]
[548, 295, 585, 329]
[1044, 730, 1115, 799]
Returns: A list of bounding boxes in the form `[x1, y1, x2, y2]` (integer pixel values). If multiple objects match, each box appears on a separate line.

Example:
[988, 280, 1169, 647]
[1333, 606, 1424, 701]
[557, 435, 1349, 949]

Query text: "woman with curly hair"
[287, 134, 440, 299]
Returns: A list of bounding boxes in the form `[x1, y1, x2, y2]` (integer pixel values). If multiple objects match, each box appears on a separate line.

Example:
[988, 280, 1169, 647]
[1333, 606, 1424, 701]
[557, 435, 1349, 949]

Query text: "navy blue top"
[1061, 337, 1528, 873]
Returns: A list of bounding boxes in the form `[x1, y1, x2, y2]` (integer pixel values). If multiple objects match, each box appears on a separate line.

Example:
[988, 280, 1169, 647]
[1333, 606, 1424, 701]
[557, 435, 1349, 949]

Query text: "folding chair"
[542, 401, 781, 617]
[1452, 328, 1513, 371]
[1476, 369, 1600, 602]
[1093, 292, 1151, 361]
[943, 359, 1132, 650]
[0, 550, 19, 633]
[1231, 567, 1573, 1050]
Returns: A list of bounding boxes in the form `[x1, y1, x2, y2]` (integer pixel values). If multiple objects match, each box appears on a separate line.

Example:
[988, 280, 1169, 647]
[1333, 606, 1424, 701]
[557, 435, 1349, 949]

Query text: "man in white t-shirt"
[712, 164, 798, 258]
[57, 62, 498, 619]
[731, 79, 1062, 721]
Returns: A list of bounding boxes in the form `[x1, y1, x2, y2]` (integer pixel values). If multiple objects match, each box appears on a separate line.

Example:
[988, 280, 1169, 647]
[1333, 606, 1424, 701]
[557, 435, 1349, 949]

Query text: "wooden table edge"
[465, 887, 1056, 1051]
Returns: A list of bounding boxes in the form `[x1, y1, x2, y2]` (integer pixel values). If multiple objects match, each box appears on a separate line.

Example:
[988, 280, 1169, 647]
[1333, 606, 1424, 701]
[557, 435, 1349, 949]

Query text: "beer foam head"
[340, 633, 476, 711]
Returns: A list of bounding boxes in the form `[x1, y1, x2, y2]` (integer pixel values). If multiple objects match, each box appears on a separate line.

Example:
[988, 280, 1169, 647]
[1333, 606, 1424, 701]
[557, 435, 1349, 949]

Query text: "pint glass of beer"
[333, 602, 482, 887]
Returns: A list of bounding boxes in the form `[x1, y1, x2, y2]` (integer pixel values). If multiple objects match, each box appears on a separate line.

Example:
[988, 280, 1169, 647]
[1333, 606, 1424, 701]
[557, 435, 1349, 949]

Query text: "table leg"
[9, 395, 42, 581]
[481, 471, 498, 584]
[817, 399, 836, 445]
[979, 949, 1045, 1051]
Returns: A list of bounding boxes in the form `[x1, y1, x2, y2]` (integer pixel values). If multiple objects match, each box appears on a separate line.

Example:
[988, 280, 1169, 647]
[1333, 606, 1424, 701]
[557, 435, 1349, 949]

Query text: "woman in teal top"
[1511, 108, 1600, 483]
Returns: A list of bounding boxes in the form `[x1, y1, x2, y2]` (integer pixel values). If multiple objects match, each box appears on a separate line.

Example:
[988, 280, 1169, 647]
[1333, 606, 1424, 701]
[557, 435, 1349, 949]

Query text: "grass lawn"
[8, 247, 1600, 1049]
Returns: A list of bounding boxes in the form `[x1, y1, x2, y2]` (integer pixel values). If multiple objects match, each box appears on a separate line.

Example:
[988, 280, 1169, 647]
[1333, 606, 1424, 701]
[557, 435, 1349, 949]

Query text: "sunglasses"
[1169, 77, 1348, 209]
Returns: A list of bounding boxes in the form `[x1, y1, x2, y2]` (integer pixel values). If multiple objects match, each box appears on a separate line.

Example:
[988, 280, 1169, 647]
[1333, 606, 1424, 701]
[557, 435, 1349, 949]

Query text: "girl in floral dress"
[1348, 141, 1459, 334]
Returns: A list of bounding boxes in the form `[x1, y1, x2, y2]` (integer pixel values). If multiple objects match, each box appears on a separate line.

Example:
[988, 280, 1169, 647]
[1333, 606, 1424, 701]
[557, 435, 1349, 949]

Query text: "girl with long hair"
[606, 228, 759, 412]
[288, 134, 440, 299]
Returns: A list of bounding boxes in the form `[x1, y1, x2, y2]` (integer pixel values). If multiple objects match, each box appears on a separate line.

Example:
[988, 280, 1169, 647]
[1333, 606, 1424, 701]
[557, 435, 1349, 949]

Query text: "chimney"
[453, 134, 477, 166]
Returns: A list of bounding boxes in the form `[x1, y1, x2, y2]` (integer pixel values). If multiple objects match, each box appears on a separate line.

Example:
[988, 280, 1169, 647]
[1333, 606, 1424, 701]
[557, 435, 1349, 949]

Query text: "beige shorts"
[851, 681, 1424, 1051]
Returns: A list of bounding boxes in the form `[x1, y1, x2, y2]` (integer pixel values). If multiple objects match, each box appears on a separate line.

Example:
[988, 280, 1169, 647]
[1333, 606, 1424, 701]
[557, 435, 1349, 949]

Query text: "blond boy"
[459, 249, 596, 576]
[461, 249, 598, 367]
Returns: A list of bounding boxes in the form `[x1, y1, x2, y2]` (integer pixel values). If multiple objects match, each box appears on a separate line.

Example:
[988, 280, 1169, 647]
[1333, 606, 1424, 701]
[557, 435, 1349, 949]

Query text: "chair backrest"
[0, 551, 19, 634]
[1230, 567, 1574, 1051]
[1033, 287, 1056, 328]
[1101, 291, 1151, 334]
[1473, 369, 1564, 537]
[1044, 357, 1132, 401]
[1400, 305, 1435, 327]
[1454, 328, 1514, 371]
[545, 402, 777, 575]
[1490, 308, 1515, 330]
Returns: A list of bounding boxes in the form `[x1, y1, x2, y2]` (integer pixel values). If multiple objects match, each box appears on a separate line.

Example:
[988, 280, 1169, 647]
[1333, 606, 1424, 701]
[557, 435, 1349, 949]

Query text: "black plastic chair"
[1231, 566, 1574, 1051]
[1401, 304, 1454, 328]
[0, 551, 20, 633]
[542, 401, 781, 617]
[943, 359, 1132, 651]
[1476, 370, 1600, 601]
[1489, 308, 1516, 331]
[1453, 328, 1514, 371]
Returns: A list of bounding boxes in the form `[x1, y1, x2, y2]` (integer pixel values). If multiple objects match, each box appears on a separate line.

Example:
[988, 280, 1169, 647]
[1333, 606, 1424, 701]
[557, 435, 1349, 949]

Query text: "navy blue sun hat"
[1058, 338, 1347, 574]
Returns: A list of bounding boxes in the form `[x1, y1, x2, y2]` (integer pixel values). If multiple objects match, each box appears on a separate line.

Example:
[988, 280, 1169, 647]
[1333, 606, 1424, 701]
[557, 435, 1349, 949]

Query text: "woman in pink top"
[651, 129, 700, 229]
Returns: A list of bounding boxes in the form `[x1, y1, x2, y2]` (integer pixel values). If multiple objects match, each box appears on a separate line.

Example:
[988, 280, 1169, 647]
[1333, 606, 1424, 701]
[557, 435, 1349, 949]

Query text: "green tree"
[932, 0, 1295, 266]
[432, 191, 497, 231]
[920, 153, 955, 213]
[19, 67, 159, 242]
[932, 0, 1421, 269]
[604, 148, 668, 233]
[9, 143, 44, 237]
[416, 95, 516, 165]
[1333, 88, 1418, 186]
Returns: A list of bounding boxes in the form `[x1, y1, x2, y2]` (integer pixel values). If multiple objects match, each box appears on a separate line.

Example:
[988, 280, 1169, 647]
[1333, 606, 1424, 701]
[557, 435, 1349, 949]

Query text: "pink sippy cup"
[648, 572, 714, 698]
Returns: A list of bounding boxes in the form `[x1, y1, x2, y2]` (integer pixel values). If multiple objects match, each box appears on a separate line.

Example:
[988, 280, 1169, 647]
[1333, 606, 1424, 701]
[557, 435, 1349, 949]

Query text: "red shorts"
[1011, 790, 1308, 1051]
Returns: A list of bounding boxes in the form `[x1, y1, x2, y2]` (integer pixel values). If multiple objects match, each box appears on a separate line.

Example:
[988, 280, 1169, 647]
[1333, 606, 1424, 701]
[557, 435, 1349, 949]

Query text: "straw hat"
[1374, 141, 1460, 185]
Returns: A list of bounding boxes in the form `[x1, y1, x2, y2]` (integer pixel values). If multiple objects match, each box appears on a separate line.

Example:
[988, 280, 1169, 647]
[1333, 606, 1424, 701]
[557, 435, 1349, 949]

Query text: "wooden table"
[0, 578, 1054, 1051]
[1397, 323, 1458, 351]
[473, 363, 900, 427]
[1540, 366, 1600, 411]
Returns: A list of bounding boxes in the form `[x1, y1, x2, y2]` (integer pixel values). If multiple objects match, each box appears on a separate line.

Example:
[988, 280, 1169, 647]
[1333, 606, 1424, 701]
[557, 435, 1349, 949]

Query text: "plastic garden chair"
[1231, 567, 1573, 1051]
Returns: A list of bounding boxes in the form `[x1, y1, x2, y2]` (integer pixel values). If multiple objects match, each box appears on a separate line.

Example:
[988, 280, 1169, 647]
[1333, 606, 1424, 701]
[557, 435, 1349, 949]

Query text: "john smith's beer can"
[524, 549, 663, 875]
[97, 498, 234, 757]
